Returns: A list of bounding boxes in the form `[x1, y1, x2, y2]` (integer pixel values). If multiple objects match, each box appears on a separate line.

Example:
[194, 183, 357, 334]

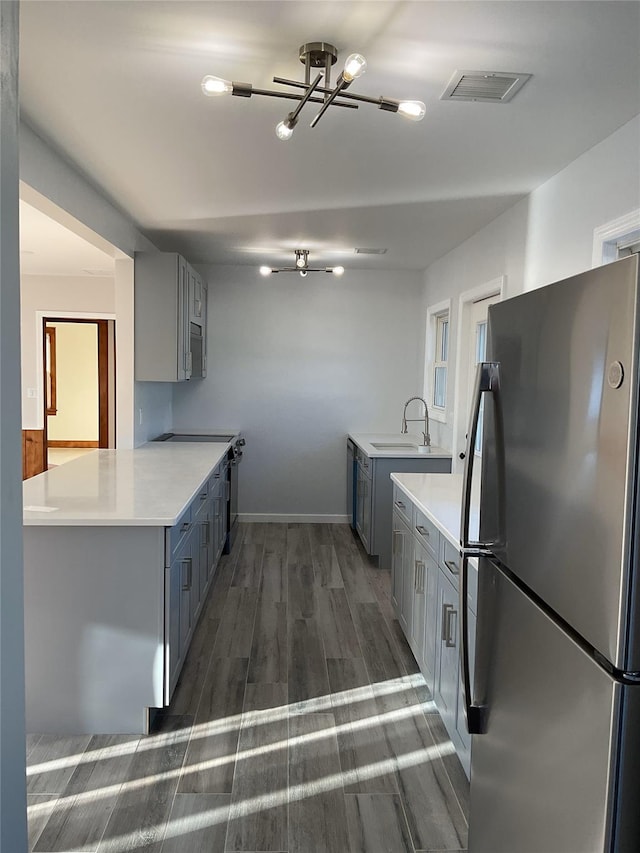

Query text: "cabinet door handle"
[444, 559, 459, 576]
[200, 491, 207, 500]
[181, 557, 193, 591]
[394, 500, 406, 510]
[201, 521, 210, 546]
[180, 521, 191, 533]
[441, 603, 457, 647]
[393, 529, 404, 556]
[415, 524, 430, 537]
[415, 559, 425, 593]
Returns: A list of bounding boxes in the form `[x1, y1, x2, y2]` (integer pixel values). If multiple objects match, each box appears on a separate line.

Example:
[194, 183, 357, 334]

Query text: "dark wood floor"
[26, 522, 469, 852]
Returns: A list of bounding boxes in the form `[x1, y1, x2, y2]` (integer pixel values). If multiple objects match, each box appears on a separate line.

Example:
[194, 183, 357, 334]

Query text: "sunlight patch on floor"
[26, 673, 433, 777]
[27, 696, 448, 818]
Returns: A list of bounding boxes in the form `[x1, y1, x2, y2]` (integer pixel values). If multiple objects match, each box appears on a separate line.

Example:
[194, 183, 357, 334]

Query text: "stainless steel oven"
[152, 431, 244, 550]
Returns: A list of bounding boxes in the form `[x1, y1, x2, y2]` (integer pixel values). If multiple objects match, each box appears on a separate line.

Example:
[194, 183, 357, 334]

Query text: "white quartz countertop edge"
[390, 472, 480, 549]
[23, 442, 232, 527]
[349, 433, 452, 460]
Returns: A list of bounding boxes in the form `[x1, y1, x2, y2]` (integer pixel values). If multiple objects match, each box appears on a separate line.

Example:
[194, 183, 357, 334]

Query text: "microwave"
[190, 322, 205, 378]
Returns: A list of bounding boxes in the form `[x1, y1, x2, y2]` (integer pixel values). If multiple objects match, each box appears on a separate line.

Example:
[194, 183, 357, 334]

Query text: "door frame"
[451, 276, 505, 473]
[41, 315, 115, 464]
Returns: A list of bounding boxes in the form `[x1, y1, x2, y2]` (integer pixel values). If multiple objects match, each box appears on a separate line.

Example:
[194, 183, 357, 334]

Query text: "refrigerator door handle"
[460, 361, 505, 556]
[459, 553, 488, 734]
[459, 361, 504, 736]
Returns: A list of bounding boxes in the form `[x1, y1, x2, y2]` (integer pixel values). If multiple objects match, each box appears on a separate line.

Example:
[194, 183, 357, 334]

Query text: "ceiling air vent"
[441, 70, 531, 103]
[354, 247, 387, 255]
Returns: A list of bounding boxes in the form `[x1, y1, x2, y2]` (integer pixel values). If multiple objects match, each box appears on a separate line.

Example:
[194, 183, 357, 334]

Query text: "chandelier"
[201, 41, 426, 140]
[259, 249, 345, 277]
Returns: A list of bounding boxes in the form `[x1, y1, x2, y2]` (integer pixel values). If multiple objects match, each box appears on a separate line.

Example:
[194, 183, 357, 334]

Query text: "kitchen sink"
[370, 442, 432, 453]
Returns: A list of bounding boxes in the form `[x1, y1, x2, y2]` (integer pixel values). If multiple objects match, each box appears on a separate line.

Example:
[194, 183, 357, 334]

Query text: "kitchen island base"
[24, 526, 165, 735]
[22, 443, 229, 735]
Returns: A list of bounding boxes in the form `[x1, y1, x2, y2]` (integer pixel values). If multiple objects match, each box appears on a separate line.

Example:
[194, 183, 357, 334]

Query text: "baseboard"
[239, 513, 350, 524]
[48, 440, 99, 448]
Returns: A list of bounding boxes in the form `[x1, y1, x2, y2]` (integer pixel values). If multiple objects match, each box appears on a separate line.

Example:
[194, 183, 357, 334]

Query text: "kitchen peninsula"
[23, 442, 231, 735]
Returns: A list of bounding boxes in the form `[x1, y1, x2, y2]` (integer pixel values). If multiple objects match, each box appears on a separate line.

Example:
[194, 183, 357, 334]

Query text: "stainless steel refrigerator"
[459, 254, 640, 852]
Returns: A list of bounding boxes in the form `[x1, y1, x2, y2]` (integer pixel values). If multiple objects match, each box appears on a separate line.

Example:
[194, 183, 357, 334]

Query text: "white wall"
[134, 381, 173, 445]
[173, 266, 425, 519]
[20, 275, 114, 428]
[424, 115, 640, 455]
[47, 322, 98, 441]
[524, 116, 640, 290]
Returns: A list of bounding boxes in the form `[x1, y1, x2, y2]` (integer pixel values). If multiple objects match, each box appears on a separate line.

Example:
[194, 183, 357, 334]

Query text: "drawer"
[439, 536, 478, 613]
[193, 479, 210, 517]
[440, 536, 461, 582]
[392, 484, 412, 527]
[167, 503, 193, 561]
[413, 506, 439, 560]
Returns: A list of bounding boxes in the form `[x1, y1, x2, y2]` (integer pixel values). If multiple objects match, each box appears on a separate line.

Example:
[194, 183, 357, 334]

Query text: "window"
[433, 314, 449, 409]
[592, 209, 640, 267]
[424, 299, 451, 422]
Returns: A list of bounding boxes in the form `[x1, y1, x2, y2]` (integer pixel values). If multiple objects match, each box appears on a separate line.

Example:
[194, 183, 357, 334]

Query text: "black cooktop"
[153, 433, 235, 443]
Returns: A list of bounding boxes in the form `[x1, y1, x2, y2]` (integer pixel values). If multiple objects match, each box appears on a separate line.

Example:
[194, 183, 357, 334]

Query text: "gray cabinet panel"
[391, 485, 479, 779]
[350, 442, 451, 569]
[135, 252, 191, 381]
[435, 568, 459, 736]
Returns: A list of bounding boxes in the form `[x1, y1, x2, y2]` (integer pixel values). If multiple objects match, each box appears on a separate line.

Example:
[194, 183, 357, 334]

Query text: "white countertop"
[390, 472, 480, 546]
[349, 433, 452, 460]
[23, 442, 230, 527]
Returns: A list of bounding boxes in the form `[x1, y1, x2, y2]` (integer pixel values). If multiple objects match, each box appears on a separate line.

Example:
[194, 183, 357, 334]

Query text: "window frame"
[424, 298, 451, 424]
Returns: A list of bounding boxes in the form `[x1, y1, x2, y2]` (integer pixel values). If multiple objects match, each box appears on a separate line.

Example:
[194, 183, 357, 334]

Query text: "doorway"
[43, 317, 115, 469]
[451, 277, 504, 472]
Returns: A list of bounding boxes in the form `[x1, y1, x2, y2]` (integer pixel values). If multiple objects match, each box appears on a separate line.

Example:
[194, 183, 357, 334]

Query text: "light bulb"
[275, 120, 295, 141]
[299, 270, 308, 278]
[343, 53, 367, 82]
[296, 255, 306, 268]
[397, 100, 426, 121]
[332, 266, 345, 277]
[201, 75, 233, 97]
[259, 266, 273, 276]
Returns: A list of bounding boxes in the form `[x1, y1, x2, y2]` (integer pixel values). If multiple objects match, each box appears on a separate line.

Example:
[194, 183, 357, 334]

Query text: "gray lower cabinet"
[165, 513, 196, 702]
[356, 456, 372, 551]
[350, 441, 451, 569]
[391, 485, 477, 778]
[166, 547, 184, 700]
[413, 537, 438, 690]
[164, 457, 227, 703]
[434, 568, 459, 737]
[391, 509, 413, 635]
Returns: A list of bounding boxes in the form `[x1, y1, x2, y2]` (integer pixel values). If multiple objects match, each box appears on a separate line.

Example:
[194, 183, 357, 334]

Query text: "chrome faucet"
[401, 396, 431, 446]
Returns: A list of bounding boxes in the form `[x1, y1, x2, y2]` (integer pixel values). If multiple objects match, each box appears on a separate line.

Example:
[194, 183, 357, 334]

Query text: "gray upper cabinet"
[135, 251, 207, 381]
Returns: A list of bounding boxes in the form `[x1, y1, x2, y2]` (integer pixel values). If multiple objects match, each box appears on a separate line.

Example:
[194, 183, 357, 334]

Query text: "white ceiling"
[19, 201, 115, 277]
[17, 0, 640, 273]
